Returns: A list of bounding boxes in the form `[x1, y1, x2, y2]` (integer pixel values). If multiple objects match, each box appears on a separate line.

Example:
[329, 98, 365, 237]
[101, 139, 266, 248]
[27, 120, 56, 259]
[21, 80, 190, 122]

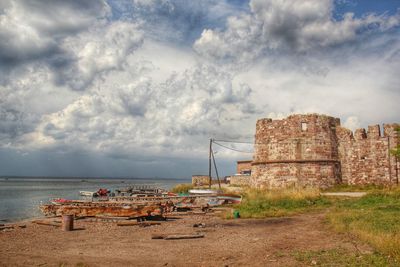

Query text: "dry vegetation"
[232, 186, 400, 264]
[327, 187, 400, 262]
[233, 187, 330, 218]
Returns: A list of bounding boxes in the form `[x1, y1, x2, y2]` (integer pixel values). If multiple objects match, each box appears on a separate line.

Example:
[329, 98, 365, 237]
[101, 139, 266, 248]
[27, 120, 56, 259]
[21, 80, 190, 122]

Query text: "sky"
[0, 0, 399, 178]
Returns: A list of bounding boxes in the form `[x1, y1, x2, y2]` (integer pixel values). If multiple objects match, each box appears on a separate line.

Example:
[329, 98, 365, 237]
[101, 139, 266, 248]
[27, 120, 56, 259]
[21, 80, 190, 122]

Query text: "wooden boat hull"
[40, 203, 163, 218]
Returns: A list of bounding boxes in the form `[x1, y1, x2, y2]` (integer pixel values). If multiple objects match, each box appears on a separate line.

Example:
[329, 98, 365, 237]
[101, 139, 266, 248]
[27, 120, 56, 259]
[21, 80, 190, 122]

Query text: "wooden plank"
[117, 221, 161, 227]
[164, 234, 204, 240]
[95, 216, 130, 220]
[32, 220, 60, 227]
[151, 233, 205, 240]
[0, 226, 14, 230]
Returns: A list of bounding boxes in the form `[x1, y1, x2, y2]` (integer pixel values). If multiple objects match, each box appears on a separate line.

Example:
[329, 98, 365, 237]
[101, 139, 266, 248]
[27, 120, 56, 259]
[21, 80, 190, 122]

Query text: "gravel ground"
[0, 212, 372, 267]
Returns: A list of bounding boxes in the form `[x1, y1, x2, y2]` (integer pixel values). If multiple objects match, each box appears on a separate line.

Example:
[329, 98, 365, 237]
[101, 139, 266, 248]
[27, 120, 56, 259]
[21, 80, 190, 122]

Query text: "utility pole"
[396, 157, 399, 185]
[208, 138, 212, 189]
[388, 136, 392, 183]
[211, 147, 221, 190]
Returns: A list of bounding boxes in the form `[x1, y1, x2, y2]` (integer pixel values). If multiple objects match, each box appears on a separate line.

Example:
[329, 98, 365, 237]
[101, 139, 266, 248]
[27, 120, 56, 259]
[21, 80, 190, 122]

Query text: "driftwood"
[117, 221, 161, 227]
[0, 224, 27, 230]
[0, 225, 14, 230]
[166, 211, 207, 217]
[95, 216, 130, 220]
[151, 233, 205, 240]
[32, 220, 61, 227]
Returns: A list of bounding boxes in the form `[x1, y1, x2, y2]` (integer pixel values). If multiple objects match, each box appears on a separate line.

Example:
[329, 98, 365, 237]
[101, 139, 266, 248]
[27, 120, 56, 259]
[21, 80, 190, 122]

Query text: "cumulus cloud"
[0, 0, 109, 69]
[55, 21, 144, 90]
[194, 0, 400, 65]
[0, 0, 399, 177]
[24, 64, 256, 159]
[111, 0, 243, 43]
[343, 116, 361, 131]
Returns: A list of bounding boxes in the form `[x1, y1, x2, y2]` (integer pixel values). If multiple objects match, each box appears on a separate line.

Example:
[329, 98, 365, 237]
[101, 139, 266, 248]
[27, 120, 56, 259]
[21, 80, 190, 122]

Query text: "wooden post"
[388, 136, 392, 183]
[396, 157, 399, 185]
[211, 147, 221, 190]
[208, 138, 212, 188]
[62, 215, 74, 231]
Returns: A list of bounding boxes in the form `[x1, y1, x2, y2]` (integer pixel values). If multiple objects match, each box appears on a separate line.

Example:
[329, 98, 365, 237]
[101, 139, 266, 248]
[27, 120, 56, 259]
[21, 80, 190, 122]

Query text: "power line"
[212, 141, 254, 154]
[213, 138, 338, 145]
[213, 139, 254, 144]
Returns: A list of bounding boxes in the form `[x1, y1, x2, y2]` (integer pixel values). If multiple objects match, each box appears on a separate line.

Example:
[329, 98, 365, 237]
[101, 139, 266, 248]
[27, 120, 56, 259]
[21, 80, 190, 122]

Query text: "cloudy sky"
[0, 0, 399, 178]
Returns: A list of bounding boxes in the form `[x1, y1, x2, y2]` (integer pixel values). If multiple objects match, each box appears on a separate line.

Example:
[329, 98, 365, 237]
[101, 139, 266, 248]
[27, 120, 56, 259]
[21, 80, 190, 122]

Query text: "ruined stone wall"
[251, 114, 341, 189]
[337, 124, 399, 185]
[230, 175, 251, 186]
[250, 113, 399, 188]
[192, 175, 210, 186]
[236, 160, 252, 174]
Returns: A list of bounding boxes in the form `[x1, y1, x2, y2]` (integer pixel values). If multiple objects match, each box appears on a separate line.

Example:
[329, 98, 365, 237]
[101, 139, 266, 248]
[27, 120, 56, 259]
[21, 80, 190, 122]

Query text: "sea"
[0, 177, 189, 222]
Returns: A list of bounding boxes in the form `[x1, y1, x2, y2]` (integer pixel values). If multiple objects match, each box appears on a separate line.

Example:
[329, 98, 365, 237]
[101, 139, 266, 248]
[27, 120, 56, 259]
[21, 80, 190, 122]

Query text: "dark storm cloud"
[0, 0, 108, 65]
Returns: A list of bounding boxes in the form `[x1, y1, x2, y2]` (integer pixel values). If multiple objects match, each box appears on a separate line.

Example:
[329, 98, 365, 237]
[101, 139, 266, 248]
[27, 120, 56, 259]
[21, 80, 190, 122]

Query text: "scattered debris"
[32, 220, 61, 227]
[0, 224, 27, 231]
[0, 225, 14, 231]
[151, 233, 205, 240]
[193, 223, 206, 228]
[117, 221, 161, 227]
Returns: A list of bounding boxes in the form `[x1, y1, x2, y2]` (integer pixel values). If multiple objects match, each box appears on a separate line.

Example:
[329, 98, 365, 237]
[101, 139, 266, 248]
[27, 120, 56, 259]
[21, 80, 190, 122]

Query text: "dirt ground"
[0, 212, 372, 267]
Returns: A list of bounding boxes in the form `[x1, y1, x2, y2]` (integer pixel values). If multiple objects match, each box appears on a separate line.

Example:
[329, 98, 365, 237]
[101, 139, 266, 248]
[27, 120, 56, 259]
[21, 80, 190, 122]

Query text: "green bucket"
[233, 210, 240, 219]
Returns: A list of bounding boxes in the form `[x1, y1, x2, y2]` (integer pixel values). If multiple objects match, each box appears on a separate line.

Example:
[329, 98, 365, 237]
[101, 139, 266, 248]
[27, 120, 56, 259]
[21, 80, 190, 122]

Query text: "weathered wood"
[0, 226, 14, 230]
[95, 216, 130, 220]
[151, 233, 205, 240]
[164, 234, 204, 240]
[32, 220, 61, 227]
[40, 203, 162, 218]
[117, 221, 161, 227]
[139, 222, 161, 227]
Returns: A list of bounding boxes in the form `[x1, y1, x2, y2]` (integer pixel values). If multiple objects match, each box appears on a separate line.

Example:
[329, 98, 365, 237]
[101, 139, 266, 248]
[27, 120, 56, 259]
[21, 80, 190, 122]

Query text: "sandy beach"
[0, 212, 372, 267]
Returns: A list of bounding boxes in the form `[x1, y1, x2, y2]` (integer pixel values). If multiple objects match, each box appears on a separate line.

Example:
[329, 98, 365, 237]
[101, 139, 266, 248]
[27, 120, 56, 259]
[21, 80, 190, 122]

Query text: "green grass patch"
[327, 187, 400, 262]
[293, 248, 398, 266]
[235, 188, 331, 218]
[322, 184, 387, 192]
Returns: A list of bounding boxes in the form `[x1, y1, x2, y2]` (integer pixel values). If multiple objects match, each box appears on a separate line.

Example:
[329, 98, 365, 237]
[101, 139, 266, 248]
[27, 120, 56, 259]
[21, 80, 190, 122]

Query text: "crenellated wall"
[337, 124, 399, 185]
[251, 114, 399, 189]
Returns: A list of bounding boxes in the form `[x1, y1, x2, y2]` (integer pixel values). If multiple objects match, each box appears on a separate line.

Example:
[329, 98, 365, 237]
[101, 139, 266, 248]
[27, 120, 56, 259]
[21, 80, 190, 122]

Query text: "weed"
[235, 188, 331, 218]
[293, 248, 398, 266]
[327, 188, 400, 262]
[170, 183, 194, 194]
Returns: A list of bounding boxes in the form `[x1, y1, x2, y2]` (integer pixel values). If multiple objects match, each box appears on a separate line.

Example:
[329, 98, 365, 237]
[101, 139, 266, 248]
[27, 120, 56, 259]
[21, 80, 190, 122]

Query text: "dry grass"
[235, 187, 331, 218]
[170, 183, 194, 194]
[327, 187, 400, 262]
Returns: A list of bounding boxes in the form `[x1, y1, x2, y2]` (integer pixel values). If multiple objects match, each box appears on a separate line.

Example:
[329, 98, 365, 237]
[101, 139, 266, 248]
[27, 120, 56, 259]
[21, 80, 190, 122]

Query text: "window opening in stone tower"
[301, 122, 307, 131]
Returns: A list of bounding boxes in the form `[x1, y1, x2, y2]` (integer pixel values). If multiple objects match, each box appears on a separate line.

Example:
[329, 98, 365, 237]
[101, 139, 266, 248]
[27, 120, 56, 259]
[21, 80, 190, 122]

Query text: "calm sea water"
[0, 177, 189, 222]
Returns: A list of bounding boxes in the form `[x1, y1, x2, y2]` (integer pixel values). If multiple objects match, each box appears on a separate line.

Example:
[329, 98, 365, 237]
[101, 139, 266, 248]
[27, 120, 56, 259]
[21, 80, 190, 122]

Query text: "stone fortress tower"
[250, 114, 399, 189]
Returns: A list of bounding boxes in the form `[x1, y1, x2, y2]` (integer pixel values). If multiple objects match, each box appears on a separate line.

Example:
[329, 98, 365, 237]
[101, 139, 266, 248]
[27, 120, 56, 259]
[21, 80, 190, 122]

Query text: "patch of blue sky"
[334, 0, 400, 20]
[106, 0, 247, 45]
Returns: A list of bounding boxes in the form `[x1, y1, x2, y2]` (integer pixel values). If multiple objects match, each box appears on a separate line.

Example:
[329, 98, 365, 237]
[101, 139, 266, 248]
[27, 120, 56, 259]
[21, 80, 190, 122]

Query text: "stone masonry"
[250, 114, 399, 189]
[236, 160, 252, 174]
[192, 175, 210, 186]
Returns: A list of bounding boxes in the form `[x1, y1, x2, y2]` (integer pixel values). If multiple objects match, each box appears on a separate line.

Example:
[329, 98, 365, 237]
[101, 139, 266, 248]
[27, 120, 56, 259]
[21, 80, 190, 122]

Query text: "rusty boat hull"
[40, 203, 163, 218]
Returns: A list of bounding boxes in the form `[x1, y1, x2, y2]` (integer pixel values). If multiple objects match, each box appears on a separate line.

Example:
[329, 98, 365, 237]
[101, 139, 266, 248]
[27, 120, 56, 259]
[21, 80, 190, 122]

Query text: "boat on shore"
[40, 202, 164, 218]
[79, 191, 98, 197]
[188, 189, 218, 195]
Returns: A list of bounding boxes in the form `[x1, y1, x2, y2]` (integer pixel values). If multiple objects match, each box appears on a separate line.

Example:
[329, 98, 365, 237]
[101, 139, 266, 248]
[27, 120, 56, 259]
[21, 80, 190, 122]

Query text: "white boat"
[79, 191, 98, 197]
[188, 189, 218, 195]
